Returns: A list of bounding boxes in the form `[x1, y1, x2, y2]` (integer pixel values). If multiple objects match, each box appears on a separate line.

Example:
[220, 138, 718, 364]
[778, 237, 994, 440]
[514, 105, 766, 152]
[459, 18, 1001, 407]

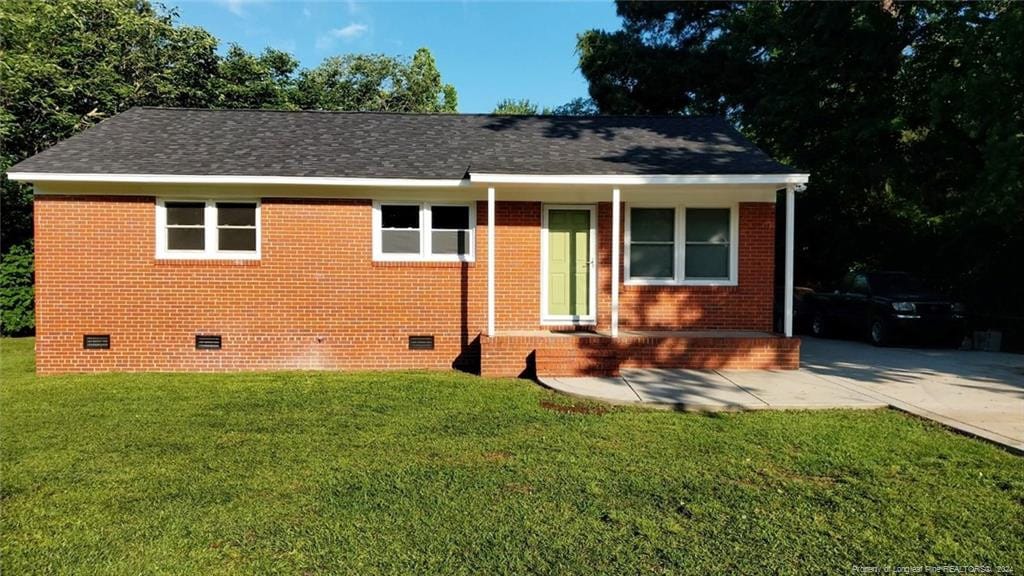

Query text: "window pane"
[685, 244, 729, 278]
[432, 206, 469, 230]
[630, 244, 674, 278]
[630, 208, 674, 242]
[219, 228, 256, 251]
[168, 227, 205, 250]
[382, 230, 420, 253]
[166, 202, 205, 226]
[382, 205, 419, 229]
[686, 208, 730, 243]
[432, 230, 469, 255]
[217, 203, 256, 226]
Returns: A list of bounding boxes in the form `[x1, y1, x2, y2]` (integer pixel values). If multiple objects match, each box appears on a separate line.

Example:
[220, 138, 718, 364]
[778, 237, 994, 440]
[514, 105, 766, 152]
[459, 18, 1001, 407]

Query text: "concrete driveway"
[800, 337, 1024, 453]
[540, 337, 1024, 453]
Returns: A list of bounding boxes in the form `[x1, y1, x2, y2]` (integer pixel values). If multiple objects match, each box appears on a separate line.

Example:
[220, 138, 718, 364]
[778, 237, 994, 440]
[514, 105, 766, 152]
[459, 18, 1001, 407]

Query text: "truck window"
[851, 274, 870, 295]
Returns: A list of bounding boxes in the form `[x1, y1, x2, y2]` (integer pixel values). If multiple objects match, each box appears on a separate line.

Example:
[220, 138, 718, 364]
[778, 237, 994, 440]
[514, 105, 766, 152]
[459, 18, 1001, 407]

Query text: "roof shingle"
[10, 107, 798, 178]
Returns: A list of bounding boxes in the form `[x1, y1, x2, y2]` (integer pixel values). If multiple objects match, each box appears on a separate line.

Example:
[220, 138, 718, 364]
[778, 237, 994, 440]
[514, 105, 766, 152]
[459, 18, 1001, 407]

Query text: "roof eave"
[8, 171, 811, 187]
[468, 173, 810, 186]
[5, 172, 471, 188]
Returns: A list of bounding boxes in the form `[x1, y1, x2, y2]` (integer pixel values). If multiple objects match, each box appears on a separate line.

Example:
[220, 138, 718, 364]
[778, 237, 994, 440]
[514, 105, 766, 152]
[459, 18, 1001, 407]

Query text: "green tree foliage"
[492, 99, 543, 115]
[294, 48, 456, 112]
[0, 0, 459, 334]
[217, 45, 300, 109]
[578, 1, 1023, 317]
[0, 243, 34, 335]
[492, 97, 598, 116]
[549, 97, 599, 116]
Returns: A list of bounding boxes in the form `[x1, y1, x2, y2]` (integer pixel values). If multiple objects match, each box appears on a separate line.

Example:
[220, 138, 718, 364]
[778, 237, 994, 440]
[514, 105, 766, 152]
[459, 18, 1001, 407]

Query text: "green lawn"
[2, 338, 1022, 574]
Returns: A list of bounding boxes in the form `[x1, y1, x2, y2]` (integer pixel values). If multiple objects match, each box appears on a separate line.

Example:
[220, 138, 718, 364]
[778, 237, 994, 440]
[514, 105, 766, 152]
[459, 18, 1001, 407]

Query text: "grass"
[2, 337, 1022, 575]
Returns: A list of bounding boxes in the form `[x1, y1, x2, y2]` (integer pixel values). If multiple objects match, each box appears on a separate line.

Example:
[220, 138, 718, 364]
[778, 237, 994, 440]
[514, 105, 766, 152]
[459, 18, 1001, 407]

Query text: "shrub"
[0, 242, 34, 336]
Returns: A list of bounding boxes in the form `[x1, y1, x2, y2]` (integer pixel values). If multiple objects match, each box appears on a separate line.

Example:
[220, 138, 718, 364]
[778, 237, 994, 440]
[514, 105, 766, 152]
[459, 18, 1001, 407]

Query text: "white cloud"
[333, 23, 369, 40]
[225, 0, 245, 15]
[302, 7, 312, 18]
[219, 0, 265, 16]
[316, 22, 370, 49]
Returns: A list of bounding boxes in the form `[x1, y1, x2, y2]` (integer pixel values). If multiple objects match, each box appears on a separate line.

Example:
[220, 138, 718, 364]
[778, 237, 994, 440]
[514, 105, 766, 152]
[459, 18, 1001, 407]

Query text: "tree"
[577, 1, 1024, 323]
[399, 48, 458, 112]
[294, 48, 456, 112]
[492, 97, 598, 116]
[550, 97, 599, 116]
[492, 99, 543, 115]
[217, 45, 299, 109]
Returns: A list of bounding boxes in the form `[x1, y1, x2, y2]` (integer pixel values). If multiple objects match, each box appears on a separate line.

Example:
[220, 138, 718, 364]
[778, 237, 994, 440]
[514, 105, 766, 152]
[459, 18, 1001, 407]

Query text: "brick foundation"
[481, 333, 800, 378]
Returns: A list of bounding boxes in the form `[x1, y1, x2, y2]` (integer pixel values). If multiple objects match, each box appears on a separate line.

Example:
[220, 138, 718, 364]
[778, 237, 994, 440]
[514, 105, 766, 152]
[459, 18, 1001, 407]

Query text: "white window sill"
[373, 255, 475, 263]
[625, 279, 738, 287]
[156, 251, 260, 261]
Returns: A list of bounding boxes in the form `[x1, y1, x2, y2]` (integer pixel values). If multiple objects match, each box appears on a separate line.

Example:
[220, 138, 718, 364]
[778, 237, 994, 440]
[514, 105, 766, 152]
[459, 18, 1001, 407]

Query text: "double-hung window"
[379, 204, 422, 255]
[626, 205, 736, 285]
[157, 199, 260, 259]
[628, 208, 676, 280]
[684, 208, 731, 280]
[374, 201, 475, 261]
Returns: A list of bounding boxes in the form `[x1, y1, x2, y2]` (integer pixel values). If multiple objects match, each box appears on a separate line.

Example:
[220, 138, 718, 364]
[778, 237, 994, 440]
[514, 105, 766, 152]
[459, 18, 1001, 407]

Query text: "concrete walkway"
[541, 368, 886, 411]
[539, 337, 1024, 453]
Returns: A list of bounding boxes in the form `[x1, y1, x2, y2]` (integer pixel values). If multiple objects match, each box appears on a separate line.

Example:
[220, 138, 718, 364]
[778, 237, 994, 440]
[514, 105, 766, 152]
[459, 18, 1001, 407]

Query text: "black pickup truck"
[802, 271, 966, 346]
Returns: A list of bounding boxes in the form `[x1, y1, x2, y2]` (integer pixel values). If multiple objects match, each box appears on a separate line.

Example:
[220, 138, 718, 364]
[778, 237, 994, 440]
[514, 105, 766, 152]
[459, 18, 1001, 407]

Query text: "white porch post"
[784, 184, 796, 338]
[611, 188, 621, 337]
[487, 186, 496, 337]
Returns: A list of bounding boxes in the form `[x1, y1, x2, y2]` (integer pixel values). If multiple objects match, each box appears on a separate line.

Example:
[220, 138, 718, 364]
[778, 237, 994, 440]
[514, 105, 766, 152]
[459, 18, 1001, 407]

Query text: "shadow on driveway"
[800, 337, 1024, 452]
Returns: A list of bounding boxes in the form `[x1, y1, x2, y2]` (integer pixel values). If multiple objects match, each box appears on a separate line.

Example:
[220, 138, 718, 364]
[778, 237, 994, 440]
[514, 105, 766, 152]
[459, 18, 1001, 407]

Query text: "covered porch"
[475, 174, 807, 378]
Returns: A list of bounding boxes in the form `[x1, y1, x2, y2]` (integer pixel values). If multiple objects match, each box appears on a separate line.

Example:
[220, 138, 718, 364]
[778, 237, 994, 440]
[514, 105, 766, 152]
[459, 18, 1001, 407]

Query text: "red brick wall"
[33, 195, 781, 374]
[481, 333, 800, 378]
[493, 201, 541, 330]
[605, 202, 776, 331]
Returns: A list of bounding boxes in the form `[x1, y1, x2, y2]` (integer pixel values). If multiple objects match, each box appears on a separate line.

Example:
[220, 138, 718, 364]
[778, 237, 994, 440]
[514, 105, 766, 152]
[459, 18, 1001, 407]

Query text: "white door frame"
[540, 204, 598, 325]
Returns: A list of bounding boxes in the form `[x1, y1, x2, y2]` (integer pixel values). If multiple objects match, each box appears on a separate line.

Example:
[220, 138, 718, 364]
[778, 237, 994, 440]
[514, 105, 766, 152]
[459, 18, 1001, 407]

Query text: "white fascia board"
[5, 172, 470, 188]
[468, 173, 810, 186]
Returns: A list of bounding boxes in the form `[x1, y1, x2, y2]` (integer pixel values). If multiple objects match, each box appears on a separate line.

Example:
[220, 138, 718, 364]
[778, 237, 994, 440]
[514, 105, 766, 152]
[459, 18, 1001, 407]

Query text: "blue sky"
[168, 1, 623, 112]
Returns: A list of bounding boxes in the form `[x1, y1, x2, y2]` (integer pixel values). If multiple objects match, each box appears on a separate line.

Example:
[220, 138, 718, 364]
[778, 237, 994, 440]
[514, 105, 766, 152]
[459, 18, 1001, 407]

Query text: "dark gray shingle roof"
[10, 107, 798, 178]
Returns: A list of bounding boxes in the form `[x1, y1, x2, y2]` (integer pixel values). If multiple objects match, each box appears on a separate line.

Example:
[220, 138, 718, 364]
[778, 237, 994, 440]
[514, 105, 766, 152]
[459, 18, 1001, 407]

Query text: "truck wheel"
[869, 318, 890, 347]
[811, 313, 828, 337]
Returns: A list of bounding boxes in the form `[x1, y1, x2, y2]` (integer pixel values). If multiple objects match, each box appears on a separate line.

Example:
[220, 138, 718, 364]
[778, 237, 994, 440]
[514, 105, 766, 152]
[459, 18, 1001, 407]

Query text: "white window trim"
[540, 204, 598, 325]
[372, 200, 476, 262]
[624, 203, 739, 286]
[155, 199, 261, 260]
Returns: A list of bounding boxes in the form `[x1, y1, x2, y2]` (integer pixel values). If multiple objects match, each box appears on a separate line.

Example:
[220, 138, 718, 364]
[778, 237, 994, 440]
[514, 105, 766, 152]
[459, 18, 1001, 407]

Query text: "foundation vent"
[195, 335, 222, 350]
[83, 335, 110, 350]
[408, 335, 435, 350]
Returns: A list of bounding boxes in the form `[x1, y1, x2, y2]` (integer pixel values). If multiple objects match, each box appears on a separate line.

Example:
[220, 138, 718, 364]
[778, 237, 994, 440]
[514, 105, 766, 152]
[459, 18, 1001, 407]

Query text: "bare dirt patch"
[540, 400, 609, 415]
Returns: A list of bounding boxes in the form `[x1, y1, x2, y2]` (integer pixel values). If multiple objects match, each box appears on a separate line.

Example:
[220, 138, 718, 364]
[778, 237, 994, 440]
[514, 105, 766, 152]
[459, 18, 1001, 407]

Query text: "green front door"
[547, 209, 591, 317]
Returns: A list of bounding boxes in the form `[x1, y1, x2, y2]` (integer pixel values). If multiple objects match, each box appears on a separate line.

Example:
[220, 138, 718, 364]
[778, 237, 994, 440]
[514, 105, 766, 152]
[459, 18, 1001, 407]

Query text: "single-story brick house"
[9, 107, 808, 377]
